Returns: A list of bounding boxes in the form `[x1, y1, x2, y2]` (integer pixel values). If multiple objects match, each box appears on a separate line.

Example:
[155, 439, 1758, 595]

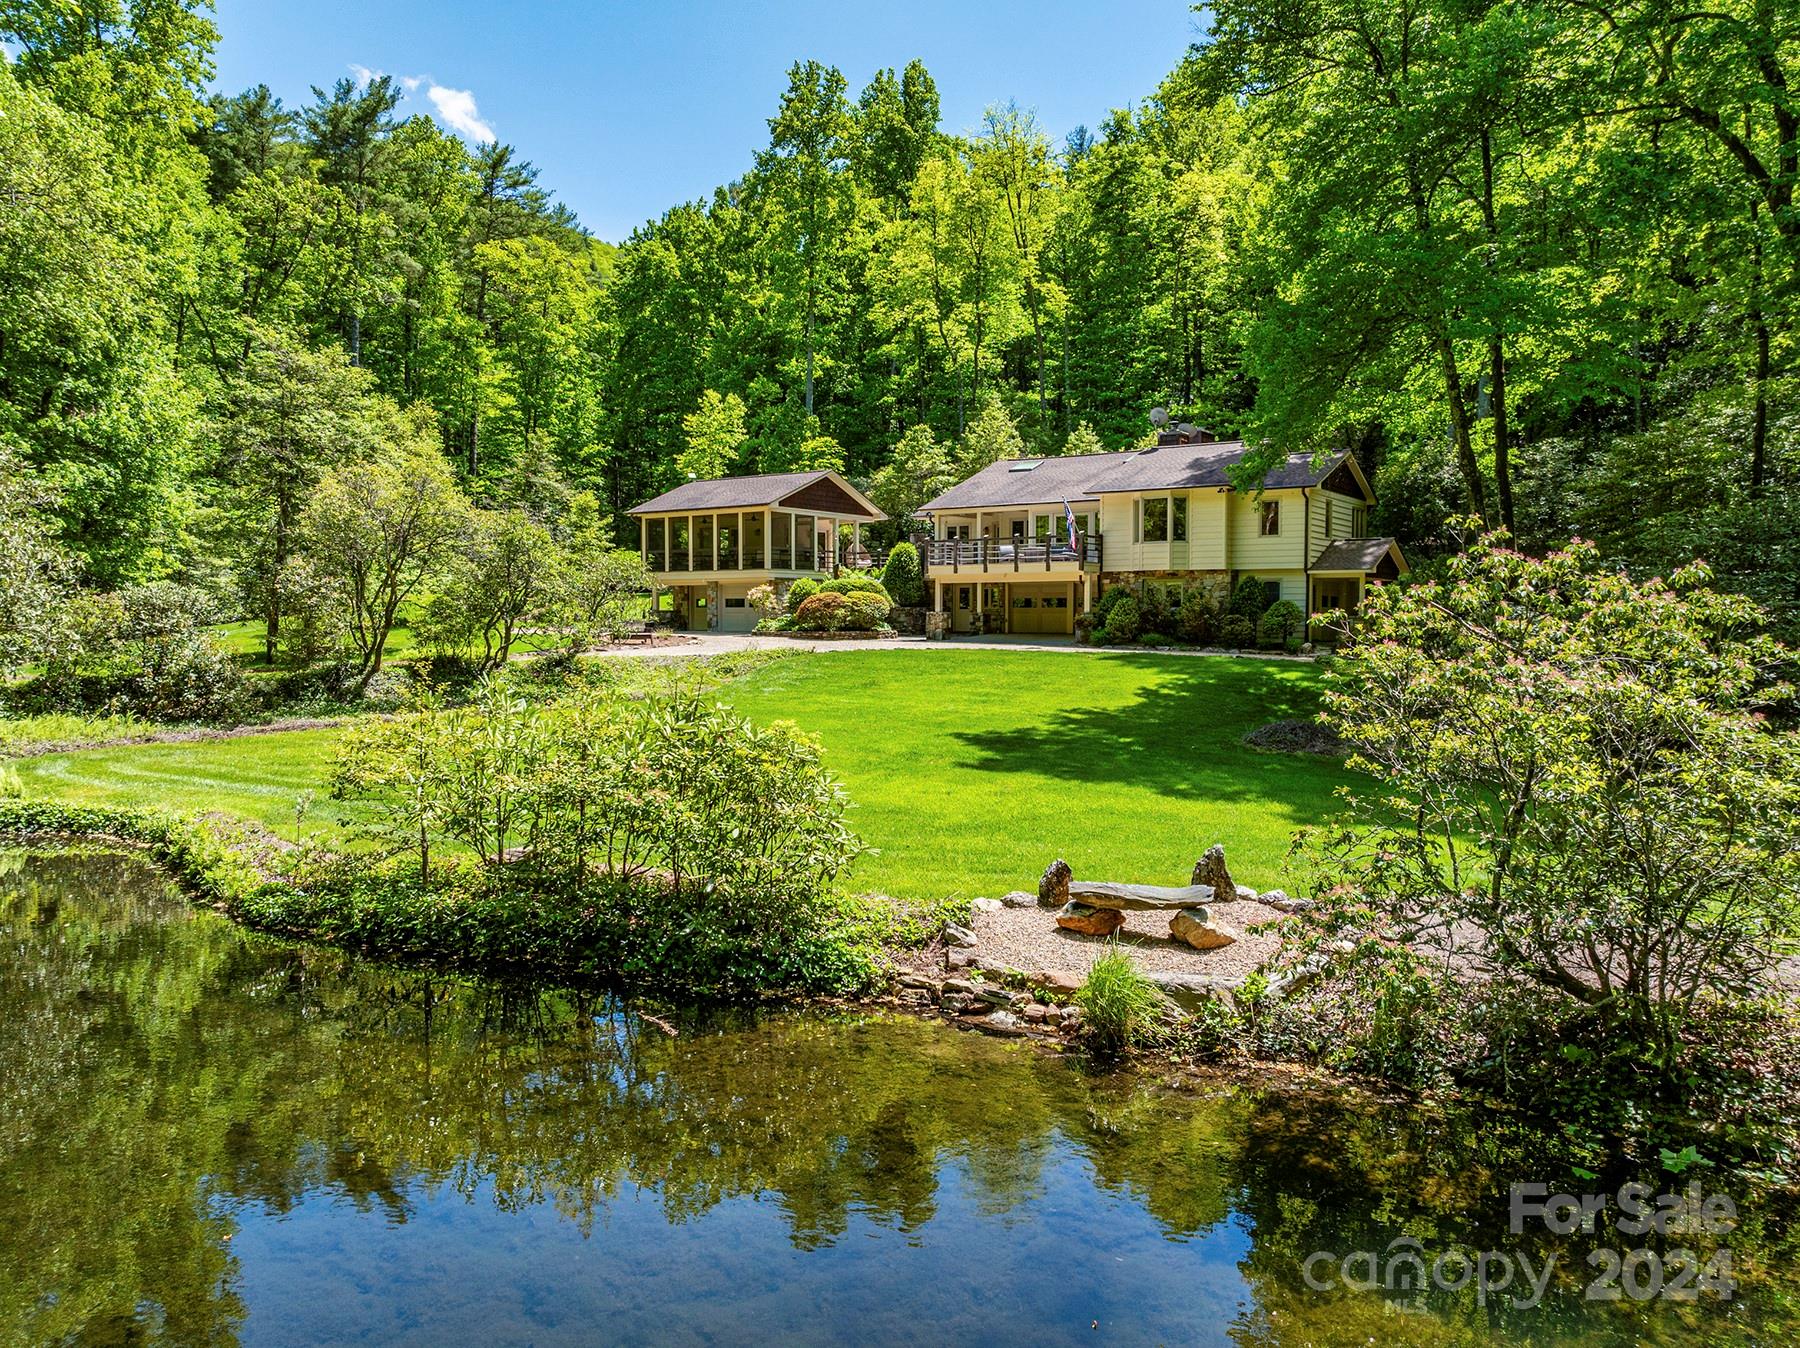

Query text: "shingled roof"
[916, 451, 1139, 513]
[1311, 537, 1406, 575]
[915, 440, 1368, 514]
[1080, 441, 1351, 494]
[629, 470, 882, 519]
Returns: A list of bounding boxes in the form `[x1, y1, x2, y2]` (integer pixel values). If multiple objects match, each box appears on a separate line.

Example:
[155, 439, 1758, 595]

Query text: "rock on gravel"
[971, 898, 1283, 980]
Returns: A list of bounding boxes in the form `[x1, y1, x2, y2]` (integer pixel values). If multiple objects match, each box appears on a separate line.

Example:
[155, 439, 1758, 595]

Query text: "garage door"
[1009, 584, 1074, 635]
[717, 587, 758, 632]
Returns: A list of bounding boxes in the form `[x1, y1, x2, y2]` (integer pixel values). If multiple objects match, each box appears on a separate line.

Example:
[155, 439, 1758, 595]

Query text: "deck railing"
[920, 535, 1102, 573]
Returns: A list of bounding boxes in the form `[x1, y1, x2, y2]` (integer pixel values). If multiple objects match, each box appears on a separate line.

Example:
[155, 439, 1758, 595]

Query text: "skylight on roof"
[1007, 459, 1044, 472]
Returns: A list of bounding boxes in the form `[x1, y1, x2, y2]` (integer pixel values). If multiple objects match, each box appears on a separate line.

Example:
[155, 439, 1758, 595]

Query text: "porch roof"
[1311, 536, 1408, 575]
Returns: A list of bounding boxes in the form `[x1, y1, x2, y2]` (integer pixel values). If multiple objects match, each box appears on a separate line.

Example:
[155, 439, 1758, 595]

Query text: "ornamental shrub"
[838, 590, 892, 630]
[1076, 946, 1167, 1054]
[1102, 595, 1142, 644]
[821, 574, 889, 600]
[1137, 631, 1173, 648]
[785, 577, 821, 611]
[1229, 574, 1271, 622]
[1092, 586, 1128, 626]
[1258, 599, 1305, 648]
[880, 542, 925, 606]
[1176, 588, 1217, 644]
[1139, 586, 1178, 637]
[1306, 529, 1800, 1077]
[1219, 614, 1255, 648]
[746, 582, 784, 619]
[793, 592, 850, 631]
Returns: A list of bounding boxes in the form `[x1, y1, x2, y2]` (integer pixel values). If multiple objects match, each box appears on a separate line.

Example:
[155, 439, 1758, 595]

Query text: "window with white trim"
[1259, 500, 1281, 536]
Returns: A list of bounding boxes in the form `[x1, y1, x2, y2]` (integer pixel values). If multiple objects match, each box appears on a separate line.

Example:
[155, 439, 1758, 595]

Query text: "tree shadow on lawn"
[947, 654, 1348, 806]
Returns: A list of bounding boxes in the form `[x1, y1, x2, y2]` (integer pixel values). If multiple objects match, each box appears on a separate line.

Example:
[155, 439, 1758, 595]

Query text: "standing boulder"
[1055, 902, 1126, 937]
[1170, 907, 1238, 951]
[1039, 858, 1073, 908]
[1190, 844, 1235, 897]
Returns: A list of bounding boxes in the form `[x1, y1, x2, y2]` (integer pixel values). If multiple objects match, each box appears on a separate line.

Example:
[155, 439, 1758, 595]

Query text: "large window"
[1259, 500, 1281, 537]
[772, 512, 793, 568]
[744, 511, 766, 567]
[795, 514, 815, 570]
[1172, 495, 1187, 542]
[1141, 497, 1169, 543]
[646, 518, 666, 570]
[716, 512, 738, 568]
[694, 514, 716, 569]
[670, 518, 690, 570]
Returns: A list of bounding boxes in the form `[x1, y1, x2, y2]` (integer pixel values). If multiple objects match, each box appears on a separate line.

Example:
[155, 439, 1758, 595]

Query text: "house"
[913, 425, 1406, 636]
[628, 470, 886, 631]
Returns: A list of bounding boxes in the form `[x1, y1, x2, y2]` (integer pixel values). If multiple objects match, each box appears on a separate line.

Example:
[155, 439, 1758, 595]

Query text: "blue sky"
[210, 1, 1206, 242]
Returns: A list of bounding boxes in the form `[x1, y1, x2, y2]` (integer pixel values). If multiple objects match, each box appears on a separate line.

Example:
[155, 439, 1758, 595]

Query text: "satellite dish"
[1177, 422, 1199, 438]
[1149, 407, 1169, 427]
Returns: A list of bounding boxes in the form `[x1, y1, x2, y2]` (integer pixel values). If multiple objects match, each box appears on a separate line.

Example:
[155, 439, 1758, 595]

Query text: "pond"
[1, 848, 1795, 1346]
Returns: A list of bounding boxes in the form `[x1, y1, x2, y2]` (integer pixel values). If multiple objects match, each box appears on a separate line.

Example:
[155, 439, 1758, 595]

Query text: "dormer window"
[1259, 500, 1281, 536]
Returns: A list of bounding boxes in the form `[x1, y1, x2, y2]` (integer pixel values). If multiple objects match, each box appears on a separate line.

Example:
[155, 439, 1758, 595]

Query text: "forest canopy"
[2, 0, 1796, 633]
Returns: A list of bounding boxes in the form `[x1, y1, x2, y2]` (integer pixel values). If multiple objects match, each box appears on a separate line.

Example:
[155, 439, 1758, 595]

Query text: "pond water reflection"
[0, 849, 1793, 1346]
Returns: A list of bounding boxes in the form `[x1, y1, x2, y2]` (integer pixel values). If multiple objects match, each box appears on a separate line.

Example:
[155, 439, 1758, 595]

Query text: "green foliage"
[420, 509, 557, 670]
[879, 541, 925, 606]
[836, 591, 893, 630]
[328, 678, 874, 995]
[1228, 575, 1270, 622]
[678, 389, 748, 481]
[0, 800, 265, 911]
[296, 426, 472, 686]
[820, 574, 889, 599]
[1303, 531, 1800, 1071]
[1101, 594, 1142, 644]
[785, 576, 821, 611]
[552, 546, 654, 652]
[1256, 599, 1304, 648]
[792, 592, 851, 631]
[1176, 588, 1217, 644]
[1075, 947, 1166, 1054]
[1218, 614, 1255, 648]
[18, 582, 248, 723]
[868, 426, 955, 529]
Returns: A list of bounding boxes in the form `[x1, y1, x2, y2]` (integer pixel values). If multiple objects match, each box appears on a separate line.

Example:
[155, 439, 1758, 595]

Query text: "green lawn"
[211, 618, 562, 666]
[10, 650, 1351, 899]
[720, 650, 1346, 898]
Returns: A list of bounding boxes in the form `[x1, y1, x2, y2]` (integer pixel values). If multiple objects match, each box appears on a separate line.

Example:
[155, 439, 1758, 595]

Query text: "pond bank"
[3, 843, 1794, 1347]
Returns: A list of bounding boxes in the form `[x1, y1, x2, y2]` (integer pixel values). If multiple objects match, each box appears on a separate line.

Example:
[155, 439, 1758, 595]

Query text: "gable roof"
[1311, 536, 1408, 575]
[630, 470, 884, 519]
[916, 451, 1139, 513]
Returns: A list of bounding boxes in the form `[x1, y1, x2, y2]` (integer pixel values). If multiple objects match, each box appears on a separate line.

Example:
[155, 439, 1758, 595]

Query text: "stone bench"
[1040, 857, 1240, 949]
[1067, 880, 1215, 910]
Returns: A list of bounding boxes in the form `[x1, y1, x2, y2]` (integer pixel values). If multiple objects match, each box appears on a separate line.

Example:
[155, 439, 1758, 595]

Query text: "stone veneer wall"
[1098, 570, 1233, 605]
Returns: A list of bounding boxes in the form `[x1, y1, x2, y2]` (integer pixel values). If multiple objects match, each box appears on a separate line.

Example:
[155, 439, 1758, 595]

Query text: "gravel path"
[969, 899, 1290, 978]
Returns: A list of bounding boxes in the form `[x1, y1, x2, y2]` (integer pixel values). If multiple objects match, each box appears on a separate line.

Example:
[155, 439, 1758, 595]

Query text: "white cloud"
[345, 62, 496, 144]
[425, 84, 495, 143]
